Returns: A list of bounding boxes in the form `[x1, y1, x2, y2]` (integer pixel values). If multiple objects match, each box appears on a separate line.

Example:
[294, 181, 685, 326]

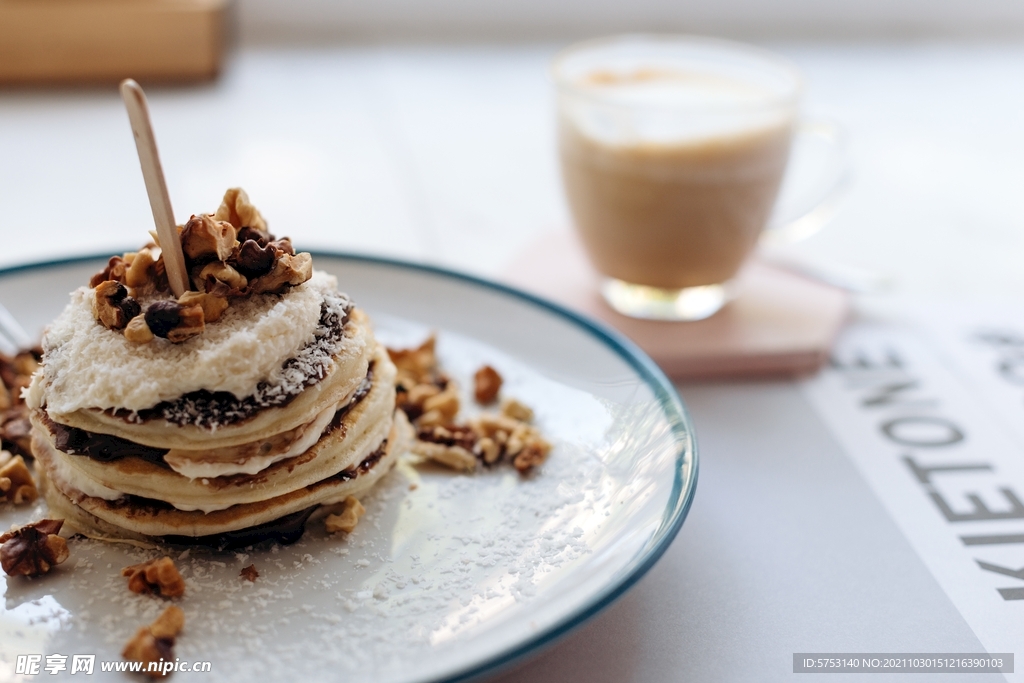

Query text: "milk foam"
[567, 69, 791, 146]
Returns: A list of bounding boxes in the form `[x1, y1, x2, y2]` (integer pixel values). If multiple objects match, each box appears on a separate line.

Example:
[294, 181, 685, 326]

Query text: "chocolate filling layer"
[122, 293, 353, 429]
[43, 412, 171, 467]
[162, 506, 317, 550]
[44, 363, 374, 468]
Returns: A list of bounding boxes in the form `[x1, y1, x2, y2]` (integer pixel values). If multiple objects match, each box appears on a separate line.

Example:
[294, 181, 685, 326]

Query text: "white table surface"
[3, 42, 1024, 682]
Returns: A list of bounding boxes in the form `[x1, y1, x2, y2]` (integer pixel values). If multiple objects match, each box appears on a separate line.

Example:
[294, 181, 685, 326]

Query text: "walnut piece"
[122, 605, 184, 678]
[249, 252, 313, 294]
[89, 255, 128, 287]
[500, 397, 534, 422]
[178, 291, 228, 323]
[181, 214, 238, 261]
[0, 450, 37, 504]
[413, 424, 478, 471]
[214, 187, 268, 233]
[473, 365, 503, 404]
[469, 411, 551, 474]
[125, 247, 159, 288]
[512, 441, 551, 473]
[124, 316, 155, 344]
[0, 349, 39, 459]
[84, 189, 318, 346]
[0, 519, 68, 577]
[388, 336, 438, 386]
[122, 556, 186, 597]
[420, 387, 460, 424]
[391, 339, 550, 474]
[197, 261, 247, 292]
[411, 440, 477, 471]
[239, 564, 259, 582]
[93, 280, 142, 330]
[325, 496, 366, 533]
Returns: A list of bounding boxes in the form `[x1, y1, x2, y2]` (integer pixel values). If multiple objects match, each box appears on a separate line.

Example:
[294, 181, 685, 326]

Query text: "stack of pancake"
[26, 216, 409, 547]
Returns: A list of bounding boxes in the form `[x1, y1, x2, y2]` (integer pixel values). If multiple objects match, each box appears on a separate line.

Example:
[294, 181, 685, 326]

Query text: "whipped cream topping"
[30, 271, 339, 414]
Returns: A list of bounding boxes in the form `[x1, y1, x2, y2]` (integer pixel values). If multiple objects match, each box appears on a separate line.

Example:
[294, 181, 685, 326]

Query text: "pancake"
[39, 410, 412, 542]
[28, 188, 409, 544]
[31, 345, 398, 512]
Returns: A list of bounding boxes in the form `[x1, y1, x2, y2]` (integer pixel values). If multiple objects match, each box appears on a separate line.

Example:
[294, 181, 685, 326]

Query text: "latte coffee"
[554, 37, 802, 318]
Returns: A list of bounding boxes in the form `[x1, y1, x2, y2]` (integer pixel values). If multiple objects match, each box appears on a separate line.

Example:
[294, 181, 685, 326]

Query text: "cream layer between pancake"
[38, 410, 411, 540]
[32, 352, 398, 512]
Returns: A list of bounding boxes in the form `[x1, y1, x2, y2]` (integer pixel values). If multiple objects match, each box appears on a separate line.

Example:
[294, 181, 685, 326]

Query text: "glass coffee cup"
[554, 35, 837, 321]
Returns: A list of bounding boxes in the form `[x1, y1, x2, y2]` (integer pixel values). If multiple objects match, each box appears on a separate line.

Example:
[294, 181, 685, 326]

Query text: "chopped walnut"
[474, 365, 503, 404]
[93, 280, 142, 330]
[418, 423, 477, 451]
[0, 519, 68, 577]
[500, 397, 534, 422]
[214, 187, 269, 233]
[471, 410, 551, 474]
[125, 247, 159, 288]
[0, 451, 37, 504]
[177, 291, 228, 323]
[513, 441, 551, 473]
[391, 339, 550, 474]
[422, 387, 460, 422]
[269, 237, 295, 256]
[388, 336, 438, 386]
[122, 605, 184, 678]
[0, 349, 40, 458]
[150, 604, 185, 639]
[411, 440, 477, 472]
[124, 316, 155, 344]
[406, 383, 440, 405]
[239, 564, 259, 582]
[325, 496, 366, 533]
[122, 556, 186, 598]
[474, 437, 501, 465]
[196, 261, 247, 292]
[89, 255, 128, 287]
[181, 214, 238, 262]
[249, 252, 313, 294]
[11, 351, 38, 378]
[86, 189, 318, 345]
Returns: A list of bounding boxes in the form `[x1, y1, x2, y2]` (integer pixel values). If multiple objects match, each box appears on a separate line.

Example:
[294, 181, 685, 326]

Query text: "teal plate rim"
[0, 251, 699, 683]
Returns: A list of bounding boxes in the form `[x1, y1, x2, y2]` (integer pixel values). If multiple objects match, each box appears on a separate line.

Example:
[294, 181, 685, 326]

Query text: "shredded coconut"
[32, 271, 339, 414]
[135, 291, 352, 429]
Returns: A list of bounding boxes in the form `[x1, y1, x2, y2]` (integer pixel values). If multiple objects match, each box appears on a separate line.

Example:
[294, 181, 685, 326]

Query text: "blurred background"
[2, 0, 1024, 304]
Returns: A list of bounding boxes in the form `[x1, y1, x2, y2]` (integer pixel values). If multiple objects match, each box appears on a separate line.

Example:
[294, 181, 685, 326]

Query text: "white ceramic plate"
[0, 254, 697, 683]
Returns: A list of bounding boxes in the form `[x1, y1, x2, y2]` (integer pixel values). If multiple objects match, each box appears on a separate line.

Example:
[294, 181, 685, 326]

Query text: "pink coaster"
[501, 231, 850, 380]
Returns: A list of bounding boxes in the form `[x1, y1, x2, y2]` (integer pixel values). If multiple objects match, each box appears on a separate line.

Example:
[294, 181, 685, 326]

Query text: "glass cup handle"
[760, 119, 851, 246]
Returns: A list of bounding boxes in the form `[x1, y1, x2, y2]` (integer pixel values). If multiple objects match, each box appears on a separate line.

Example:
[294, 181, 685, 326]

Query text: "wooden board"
[0, 0, 226, 84]
[502, 231, 850, 380]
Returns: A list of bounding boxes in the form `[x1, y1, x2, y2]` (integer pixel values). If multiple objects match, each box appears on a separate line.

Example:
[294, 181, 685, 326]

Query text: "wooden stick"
[120, 79, 190, 297]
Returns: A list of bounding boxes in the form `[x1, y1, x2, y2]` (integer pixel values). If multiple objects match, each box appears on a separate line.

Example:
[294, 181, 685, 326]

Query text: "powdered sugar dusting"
[1, 327, 687, 683]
